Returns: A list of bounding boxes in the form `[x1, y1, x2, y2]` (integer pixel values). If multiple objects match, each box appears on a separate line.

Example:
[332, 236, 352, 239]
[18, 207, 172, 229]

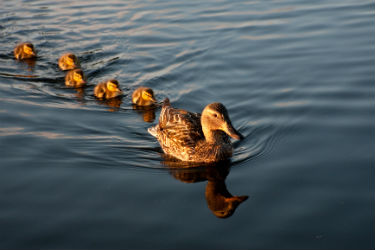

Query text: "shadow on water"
[162, 155, 248, 219]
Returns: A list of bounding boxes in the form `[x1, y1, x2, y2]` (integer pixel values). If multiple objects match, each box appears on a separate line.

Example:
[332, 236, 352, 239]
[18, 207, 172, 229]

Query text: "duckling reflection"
[73, 86, 86, 101]
[166, 159, 248, 219]
[132, 104, 156, 123]
[17, 58, 36, 71]
[97, 96, 123, 112]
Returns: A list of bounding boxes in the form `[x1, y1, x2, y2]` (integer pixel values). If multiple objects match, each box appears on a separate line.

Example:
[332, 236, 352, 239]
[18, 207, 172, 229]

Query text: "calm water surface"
[0, 0, 373, 249]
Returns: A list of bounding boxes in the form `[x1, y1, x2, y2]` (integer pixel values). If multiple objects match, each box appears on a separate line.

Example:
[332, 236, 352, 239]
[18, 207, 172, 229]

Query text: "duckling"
[148, 98, 244, 163]
[14, 42, 37, 60]
[65, 69, 86, 87]
[131, 87, 157, 106]
[94, 79, 123, 99]
[58, 53, 80, 70]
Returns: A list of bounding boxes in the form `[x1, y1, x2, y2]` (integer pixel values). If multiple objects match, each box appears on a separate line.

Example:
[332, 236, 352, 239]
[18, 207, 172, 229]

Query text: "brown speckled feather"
[148, 98, 241, 162]
[154, 99, 203, 160]
[159, 101, 203, 148]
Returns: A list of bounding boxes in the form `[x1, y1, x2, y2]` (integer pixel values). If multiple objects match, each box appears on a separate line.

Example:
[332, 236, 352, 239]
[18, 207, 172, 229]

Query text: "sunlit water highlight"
[0, 0, 373, 249]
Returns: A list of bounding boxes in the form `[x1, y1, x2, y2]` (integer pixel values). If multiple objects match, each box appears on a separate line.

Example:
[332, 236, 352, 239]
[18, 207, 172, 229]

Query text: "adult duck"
[148, 98, 243, 163]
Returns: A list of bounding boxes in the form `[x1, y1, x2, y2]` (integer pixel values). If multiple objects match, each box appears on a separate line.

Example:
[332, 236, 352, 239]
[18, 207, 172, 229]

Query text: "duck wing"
[158, 99, 203, 149]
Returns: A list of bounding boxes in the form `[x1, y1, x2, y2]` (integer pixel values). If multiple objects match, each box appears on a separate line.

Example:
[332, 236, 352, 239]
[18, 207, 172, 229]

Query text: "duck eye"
[213, 113, 218, 118]
[108, 83, 117, 91]
[142, 91, 152, 99]
[73, 72, 82, 80]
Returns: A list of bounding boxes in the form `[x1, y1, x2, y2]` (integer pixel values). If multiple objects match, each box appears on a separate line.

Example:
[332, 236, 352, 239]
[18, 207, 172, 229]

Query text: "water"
[0, 0, 373, 249]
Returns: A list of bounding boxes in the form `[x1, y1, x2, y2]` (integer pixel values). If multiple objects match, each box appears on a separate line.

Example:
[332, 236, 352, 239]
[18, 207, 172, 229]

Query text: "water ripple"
[0, 0, 373, 247]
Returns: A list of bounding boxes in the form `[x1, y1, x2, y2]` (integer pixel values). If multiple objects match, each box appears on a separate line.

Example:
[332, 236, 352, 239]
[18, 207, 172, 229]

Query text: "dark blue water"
[0, 0, 373, 249]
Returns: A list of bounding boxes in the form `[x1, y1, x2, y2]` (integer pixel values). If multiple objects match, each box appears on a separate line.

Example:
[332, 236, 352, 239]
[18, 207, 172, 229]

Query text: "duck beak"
[115, 89, 123, 97]
[223, 122, 244, 140]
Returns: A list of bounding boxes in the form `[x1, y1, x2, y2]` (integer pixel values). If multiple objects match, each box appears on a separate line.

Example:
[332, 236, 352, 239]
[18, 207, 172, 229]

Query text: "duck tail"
[158, 98, 172, 128]
[147, 125, 159, 138]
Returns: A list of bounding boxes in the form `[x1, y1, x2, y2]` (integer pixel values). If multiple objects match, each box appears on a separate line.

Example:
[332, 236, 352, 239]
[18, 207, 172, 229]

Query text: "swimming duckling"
[58, 53, 80, 70]
[94, 79, 123, 99]
[14, 42, 37, 60]
[132, 87, 157, 106]
[65, 69, 86, 87]
[148, 98, 243, 163]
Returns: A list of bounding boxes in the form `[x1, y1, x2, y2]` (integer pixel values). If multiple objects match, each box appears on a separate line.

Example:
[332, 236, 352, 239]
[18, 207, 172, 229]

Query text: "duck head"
[201, 103, 243, 142]
[71, 69, 86, 87]
[66, 54, 79, 67]
[23, 43, 36, 57]
[59, 53, 79, 69]
[106, 79, 123, 96]
[141, 88, 157, 104]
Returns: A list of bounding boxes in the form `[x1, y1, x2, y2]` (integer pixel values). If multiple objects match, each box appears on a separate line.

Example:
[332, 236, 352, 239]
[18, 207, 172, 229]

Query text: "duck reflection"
[166, 158, 248, 219]
[132, 104, 156, 123]
[205, 174, 248, 218]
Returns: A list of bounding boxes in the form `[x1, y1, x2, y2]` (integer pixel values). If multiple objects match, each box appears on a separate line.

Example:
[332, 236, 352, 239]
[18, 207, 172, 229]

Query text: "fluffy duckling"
[58, 53, 80, 70]
[14, 42, 37, 60]
[148, 98, 243, 163]
[94, 79, 123, 99]
[132, 87, 157, 106]
[65, 69, 86, 87]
